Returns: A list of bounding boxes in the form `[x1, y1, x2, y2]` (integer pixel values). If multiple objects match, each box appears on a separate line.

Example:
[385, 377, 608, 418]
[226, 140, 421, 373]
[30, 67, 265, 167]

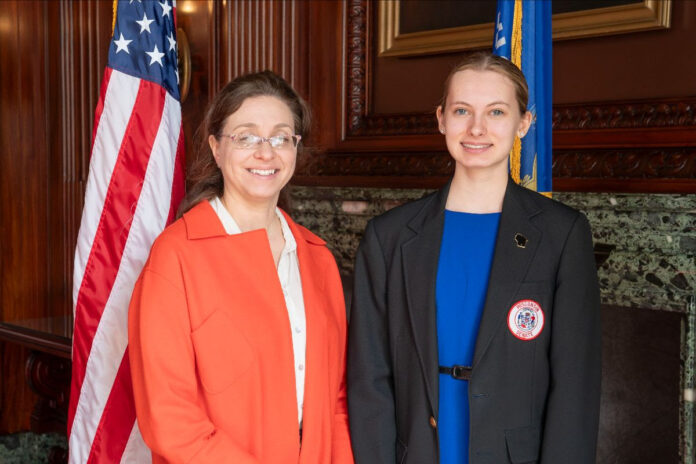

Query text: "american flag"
[68, 0, 185, 462]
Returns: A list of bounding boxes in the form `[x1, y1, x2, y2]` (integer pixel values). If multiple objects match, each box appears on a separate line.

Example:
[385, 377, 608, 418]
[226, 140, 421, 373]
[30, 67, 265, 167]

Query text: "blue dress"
[436, 210, 501, 463]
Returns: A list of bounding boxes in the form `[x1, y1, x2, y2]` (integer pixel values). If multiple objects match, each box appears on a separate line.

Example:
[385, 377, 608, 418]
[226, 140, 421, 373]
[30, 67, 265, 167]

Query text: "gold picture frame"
[378, 0, 672, 57]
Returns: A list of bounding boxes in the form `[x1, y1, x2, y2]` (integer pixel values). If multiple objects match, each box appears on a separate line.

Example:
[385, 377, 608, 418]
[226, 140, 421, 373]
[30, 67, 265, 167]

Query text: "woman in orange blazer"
[128, 71, 353, 464]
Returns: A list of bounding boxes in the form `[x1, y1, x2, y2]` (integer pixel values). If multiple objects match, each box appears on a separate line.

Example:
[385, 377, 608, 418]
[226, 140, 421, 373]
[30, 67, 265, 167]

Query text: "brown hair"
[440, 51, 529, 115]
[177, 70, 311, 217]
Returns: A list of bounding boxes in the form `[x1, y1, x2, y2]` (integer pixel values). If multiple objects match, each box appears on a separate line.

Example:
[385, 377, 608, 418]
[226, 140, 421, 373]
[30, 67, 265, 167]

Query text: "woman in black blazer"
[347, 52, 601, 463]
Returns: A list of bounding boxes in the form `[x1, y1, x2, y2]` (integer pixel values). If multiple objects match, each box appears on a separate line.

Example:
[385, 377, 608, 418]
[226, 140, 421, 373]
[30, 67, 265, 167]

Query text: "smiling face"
[436, 69, 532, 178]
[209, 95, 297, 209]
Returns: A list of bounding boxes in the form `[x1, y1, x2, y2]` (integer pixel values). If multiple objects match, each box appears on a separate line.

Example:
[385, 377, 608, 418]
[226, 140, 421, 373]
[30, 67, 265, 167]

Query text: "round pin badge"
[507, 299, 545, 341]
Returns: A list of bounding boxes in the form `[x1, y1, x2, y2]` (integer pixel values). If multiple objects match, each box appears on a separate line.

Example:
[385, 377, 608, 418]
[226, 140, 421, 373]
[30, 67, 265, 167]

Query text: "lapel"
[472, 179, 542, 368]
[401, 182, 450, 416]
[283, 212, 329, 458]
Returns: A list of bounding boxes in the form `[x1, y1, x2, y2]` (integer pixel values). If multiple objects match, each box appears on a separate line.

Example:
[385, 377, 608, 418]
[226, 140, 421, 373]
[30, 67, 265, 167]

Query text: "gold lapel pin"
[514, 233, 527, 248]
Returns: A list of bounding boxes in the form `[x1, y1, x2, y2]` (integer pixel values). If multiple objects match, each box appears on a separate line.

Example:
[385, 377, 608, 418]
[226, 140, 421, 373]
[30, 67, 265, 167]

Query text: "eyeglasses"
[219, 133, 302, 150]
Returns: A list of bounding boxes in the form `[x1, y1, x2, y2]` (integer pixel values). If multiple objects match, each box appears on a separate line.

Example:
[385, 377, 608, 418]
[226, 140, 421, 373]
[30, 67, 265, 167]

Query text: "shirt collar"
[183, 200, 326, 247]
[209, 197, 297, 254]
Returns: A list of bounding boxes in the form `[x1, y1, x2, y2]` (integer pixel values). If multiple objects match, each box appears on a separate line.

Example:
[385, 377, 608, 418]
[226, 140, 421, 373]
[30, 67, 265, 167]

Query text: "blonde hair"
[440, 52, 529, 115]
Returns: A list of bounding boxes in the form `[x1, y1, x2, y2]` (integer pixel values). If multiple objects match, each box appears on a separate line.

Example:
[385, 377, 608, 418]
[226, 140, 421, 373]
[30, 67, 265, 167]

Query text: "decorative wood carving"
[296, 146, 696, 191]
[553, 148, 696, 179]
[553, 99, 696, 130]
[346, 0, 369, 134]
[26, 352, 70, 435]
[340, 98, 696, 137]
[300, 150, 453, 176]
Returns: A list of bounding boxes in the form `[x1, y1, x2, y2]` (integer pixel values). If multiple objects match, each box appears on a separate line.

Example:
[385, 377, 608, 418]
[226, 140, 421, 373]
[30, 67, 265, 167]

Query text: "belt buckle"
[451, 365, 471, 380]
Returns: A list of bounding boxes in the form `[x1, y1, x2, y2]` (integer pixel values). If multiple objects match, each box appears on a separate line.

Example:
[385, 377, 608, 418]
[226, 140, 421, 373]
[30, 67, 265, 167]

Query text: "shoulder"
[149, 216, 188, 255]
[369, 190, 439, 237]
[510, 185, 592, 248]
[141, 208, 203, 277]
[513, 183, 586, 225]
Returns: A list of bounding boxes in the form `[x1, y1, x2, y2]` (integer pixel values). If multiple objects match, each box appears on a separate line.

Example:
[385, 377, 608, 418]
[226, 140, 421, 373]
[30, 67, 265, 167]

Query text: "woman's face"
[209, 95, 297, 208]
[436, 69, 531, 176]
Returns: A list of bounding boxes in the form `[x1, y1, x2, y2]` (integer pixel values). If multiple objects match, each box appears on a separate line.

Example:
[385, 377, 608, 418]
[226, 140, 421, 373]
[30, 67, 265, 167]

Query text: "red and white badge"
[507, 299, 545, 341]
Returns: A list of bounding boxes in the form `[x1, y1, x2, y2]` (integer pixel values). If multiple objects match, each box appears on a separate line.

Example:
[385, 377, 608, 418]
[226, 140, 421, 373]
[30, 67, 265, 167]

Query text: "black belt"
[439, 365, 472, 380]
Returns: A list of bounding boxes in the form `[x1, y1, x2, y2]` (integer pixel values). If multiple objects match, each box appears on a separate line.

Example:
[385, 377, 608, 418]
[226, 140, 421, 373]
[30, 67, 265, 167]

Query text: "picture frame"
[378, 0, 672, 57]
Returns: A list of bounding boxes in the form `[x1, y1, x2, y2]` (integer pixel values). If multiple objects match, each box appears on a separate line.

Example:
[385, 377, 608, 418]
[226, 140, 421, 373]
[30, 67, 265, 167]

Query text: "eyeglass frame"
[218, 132, 302, 150]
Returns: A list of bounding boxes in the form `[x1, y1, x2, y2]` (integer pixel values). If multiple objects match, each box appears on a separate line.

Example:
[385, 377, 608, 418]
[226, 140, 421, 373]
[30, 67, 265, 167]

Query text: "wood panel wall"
[0, 0, 111, 432]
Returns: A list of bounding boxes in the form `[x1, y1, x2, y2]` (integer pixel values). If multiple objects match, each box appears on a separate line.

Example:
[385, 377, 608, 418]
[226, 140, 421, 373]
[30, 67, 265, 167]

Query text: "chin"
[453, 156, 509, 174]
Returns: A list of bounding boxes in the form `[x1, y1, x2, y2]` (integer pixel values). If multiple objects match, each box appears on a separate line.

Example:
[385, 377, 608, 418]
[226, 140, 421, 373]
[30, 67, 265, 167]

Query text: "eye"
[490, 108, 505, 116]
[453, 108, 468, 116]
[234, 133, 260, 147]
[269, 134, 292, 149]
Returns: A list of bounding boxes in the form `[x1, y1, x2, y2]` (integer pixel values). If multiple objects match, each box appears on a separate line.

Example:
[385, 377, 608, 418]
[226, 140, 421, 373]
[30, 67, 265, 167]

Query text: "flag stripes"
[70, 0, 183, 461]
[70, 71, 182, 462]
[70, 75, 166, 436]
[87, 350, 136, 463]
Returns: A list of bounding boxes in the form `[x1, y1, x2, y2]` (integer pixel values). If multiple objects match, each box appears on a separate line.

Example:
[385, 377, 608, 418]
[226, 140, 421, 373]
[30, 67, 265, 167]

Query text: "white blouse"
[209, 197, 307, 426]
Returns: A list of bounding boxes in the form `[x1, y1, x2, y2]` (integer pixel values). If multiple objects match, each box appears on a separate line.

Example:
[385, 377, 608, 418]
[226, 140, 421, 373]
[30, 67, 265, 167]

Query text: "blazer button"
[429, 416, 437, 428]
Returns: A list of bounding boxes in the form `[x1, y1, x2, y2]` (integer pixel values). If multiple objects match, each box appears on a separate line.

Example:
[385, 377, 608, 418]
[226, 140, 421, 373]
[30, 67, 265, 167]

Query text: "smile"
[248, 168, 278, 176]
[461, 143, 492, 149]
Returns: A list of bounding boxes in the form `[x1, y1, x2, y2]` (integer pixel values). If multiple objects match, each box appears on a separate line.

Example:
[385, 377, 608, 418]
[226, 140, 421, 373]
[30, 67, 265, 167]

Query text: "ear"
[517, 110, 533, 138]
[208, 134, 220, 163]
[436, 105, 445, 133]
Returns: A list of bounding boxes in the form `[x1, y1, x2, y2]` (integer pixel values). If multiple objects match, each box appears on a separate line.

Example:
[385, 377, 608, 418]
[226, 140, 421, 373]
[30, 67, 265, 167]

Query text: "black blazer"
[347, 179, 601, 464]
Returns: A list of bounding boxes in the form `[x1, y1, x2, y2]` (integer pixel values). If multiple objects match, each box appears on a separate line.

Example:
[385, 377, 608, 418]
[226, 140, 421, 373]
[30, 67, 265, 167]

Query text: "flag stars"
[167, 32, 176, 52]
[136, 13, 154, 34]
[159, 1, 172, 18]
[146, 44, 165, 67]
[113, 33, 132, 54]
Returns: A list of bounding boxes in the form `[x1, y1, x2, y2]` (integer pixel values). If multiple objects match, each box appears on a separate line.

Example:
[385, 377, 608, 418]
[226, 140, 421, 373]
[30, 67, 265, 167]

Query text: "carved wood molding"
[341, 98, 696, 137]
[346, 0, 369, 134]
[299, 147, 695, 180]
[299, 151, 453, 177]
[553, 99, 696, 130]
[26, 351, 70, 435]
[553, 148, 696, 179]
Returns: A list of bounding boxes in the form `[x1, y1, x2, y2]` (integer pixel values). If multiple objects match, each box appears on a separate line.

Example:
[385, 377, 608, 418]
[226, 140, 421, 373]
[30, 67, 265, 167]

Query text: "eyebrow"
[231, 122, 293, 131]
[449, 100, 511, 107]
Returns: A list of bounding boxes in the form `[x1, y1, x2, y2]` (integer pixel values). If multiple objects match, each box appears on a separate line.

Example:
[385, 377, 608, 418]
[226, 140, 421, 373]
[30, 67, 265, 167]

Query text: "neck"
[446, 164, 508, 213]
[220, 191, 279, 232]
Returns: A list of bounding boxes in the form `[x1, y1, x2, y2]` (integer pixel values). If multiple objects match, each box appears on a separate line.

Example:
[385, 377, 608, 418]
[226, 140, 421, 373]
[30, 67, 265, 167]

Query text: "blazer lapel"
[401, 183, 449, 416]
[285, 215, 328, 459]
[473, 180, 542, 368]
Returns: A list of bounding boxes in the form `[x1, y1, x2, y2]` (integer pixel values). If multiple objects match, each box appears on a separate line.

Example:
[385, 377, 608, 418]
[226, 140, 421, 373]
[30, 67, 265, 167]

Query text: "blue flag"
[493, 0, 552, 195]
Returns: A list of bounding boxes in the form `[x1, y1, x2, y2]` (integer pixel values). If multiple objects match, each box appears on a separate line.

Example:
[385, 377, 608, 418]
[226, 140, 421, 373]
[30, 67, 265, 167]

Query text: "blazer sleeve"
[540, 213, 602, 463]
[346, 220, 397, 461]
[128, 251, 260, 464]
[324, 256, 355, 464]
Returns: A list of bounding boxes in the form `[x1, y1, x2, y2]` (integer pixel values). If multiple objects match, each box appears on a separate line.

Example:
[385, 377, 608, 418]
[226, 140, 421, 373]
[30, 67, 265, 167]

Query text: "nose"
[468, 114, 486, 136]
[253, 141, 275, 160]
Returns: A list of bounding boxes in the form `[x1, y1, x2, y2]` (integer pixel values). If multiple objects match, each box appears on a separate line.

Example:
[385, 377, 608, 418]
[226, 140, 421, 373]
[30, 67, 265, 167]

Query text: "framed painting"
[378, 0, 672, 57]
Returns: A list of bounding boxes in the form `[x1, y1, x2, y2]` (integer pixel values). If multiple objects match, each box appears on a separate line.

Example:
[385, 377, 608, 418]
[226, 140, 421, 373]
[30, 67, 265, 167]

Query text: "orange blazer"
[128, 201, 353, 464]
